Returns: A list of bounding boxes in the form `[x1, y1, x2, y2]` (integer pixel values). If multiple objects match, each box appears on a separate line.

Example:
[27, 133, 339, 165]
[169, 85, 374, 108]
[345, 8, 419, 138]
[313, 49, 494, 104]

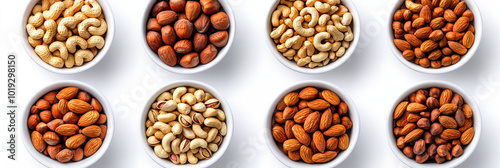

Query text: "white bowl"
[387, 80, 482, 167]
[139, 80, 233, 167]
[388, 0, 482, 74]
[265, 80, 359, 167]
[21, 0, 115, 74]
[141, 0, 236, 74]
[265, 0, 360, 74]
[21, 80, 115, 168]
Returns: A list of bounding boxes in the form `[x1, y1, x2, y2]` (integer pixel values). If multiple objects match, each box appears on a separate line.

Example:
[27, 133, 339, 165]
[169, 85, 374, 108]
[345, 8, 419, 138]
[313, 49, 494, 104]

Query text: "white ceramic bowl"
[140, 80, 233, 167]
[388, 0, 482, 74]
[21, 0, 115, 74]
[387, 80, 482, 167]
[141, 0, 236, 74]
[265, 0, 360, 74]
[21, 80, 115, 168]
[265, 80, 359, 167]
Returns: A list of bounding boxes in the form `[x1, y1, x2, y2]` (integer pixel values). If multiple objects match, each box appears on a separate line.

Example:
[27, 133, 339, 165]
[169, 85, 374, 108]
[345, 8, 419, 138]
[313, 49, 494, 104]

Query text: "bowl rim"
[387, 80, 482, 168]
[264, 80, 360, 168]
[387, 0, 483, 74]
[264, 0, 361, 74]
[141, 0, 236, 75]
[21, 0, 115, 75]
[21, 80, 115, 168]
[139, 80, 234, 167]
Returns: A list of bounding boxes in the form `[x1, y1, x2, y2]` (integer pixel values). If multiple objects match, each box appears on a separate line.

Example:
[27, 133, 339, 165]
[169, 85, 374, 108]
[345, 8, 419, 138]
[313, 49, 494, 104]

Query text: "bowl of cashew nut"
[22, 0, 115, 74]
[266, 0, 360, 74]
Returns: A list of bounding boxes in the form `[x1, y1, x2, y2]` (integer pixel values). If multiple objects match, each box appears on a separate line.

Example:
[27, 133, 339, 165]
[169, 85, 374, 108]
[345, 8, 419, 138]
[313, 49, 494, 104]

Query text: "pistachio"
[148, 109, 159, 123]
[173, 87, 188, 103]
[146, 127, 158, 136]
[199, 148, 212, 159]
[203, 108, 218, 117]
[204, 93, 213, 102]
[208, 143, 219, 152]
[192, 102, 207, 112]
[213, 134, 223, 146]
[192, 124, 208, 138]
[192, 112, 205, 124]
[172, 123, 183, 135]
[171, 138, 181, 154]
[148, 136, 160, 146]
[158, 113, 177, 123]
[177, 103, 191, 114]
[205, 98, 220, 108]
[206, 128, 218, 143]
[152, 102, 159, 110]
[170, 154, 180, 164]
[179, 114, 193, 127]
[216, 109, 226, 121]
[146, 120, 153, 127]
[157, 100, 177, 111]
[194, 90, 205, 102]
[157, 92, 173, 101]
[188, 88, 196, 94]
[204, 117, 222, 129]
[180, 139, 191, 153]
[181, 93, 197, 105]
[154, 145, 169, 158]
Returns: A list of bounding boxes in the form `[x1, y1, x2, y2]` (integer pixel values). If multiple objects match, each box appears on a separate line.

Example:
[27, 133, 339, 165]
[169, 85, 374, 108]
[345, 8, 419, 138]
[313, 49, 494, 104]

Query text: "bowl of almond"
[265, 80, 359, 167]
[388, 0, 482, 74]
[21, 80, 114, 167]
[388, 80, 481, 167]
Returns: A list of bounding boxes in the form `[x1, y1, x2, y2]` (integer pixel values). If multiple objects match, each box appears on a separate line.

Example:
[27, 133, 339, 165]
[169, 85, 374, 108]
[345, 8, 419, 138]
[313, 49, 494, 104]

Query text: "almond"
[420, 40, 438, 52]
[36, 99, 51, 110]
[404, 128, 424, 143]
[82, 125, 102, 138]
[292, 124, 311, 146]
[439, 116, 458, 129]
[72, 148, 84, 162]
[312, 151, 337, 163]
[440, 89, 453, 106]
[407, 103, 427, 113]
[407, 113, 421, 123]
[462, 31, 474, 49]
[412, 18, 425, 29]
[31, 131, 46, 152]
[78, 110, 100, 127]
[448, 41, 467, 55]
[394, 39, 412, 51]
[283, 92, 299, 106]
[439, 103, 457, 115]
[444, 9, 457, 22]
[99, 125, 107, 140]
[454, 1, 467, 16]
[326, 137, 338, 151]
[324, 124, 346, 137]
[43, 131, 60, 146]
[56, 149, 74, 163]
[36, 122, 48, 134]
[341, 116, 353, 130]
[293, 108, 312, 124]
[84, 138, 102, 157]
[156, 10, 177, 25]
[28, 114, 40, 129]
[307, 99, 330, 110]
[439, 0, 452, 9]
[66, 134, 87, 149]
[288, 150, 301, 161]
[272, 124, 287, 143]
[56, 87, 78, 100]
[460, 127, 474, 145]
[55, 124, 79, 136]
[319, 108, 333, 131]
[440, 129, 461, 140]
[404, 34, 422, 47]
[47, 119, 64, 131]
[462, 104, 473, 118]
[394, 101, 409, 119]
[312, 131, 326, 153]
[420, 5, 431, 23]
[299, 145, 314, 164]
[429, 30, 444, 41]
[430, 17, 446, 30]
[321, 90, 340, 106]
[284, 120, 294, 139]
[47, 145, 62, 159]
[43, 91, 57, 104]
[299, 87, 318, 101]
[338, 133, 350, 150]
[283, 139, 301, 152]
[63, 112, 79, 124]
[458, 118, 472, 133]
[415, 27, 433, 39]
[68, 99, 93, 114]
[453, 17, 470, 32]
[400, 123, 417, 135]
[96, 114, 107, 125]
[303, 112, 320, 133]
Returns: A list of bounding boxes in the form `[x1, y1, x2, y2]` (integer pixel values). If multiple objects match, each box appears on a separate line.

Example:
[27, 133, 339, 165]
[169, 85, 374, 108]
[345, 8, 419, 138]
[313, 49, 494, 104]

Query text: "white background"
[2, 0, 500, 167]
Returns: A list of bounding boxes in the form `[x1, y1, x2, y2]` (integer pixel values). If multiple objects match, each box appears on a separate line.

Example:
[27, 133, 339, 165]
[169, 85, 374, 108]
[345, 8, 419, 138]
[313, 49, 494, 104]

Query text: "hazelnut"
[210, 12, 230, 30]
[161, 25, 176, 46]
[158, 45, 177, 66]
[156, 10, 177, 25]
[200, 44, 217, 64]
[200, 0, 220, 15]
[147, 18, 161, 32]
[178, 13, 187, 20]
[174, 40, 193, 54]
[147, 31, 162, 52]
[43, 131, 60, 146]
[180, 53, 200, 68]
[170, 0, 186, 12]
[63, 112, 79, 124]
[194, 14, 210, 33]
[36, 99, 51, 110]
[209, 31, 229, 48]
[36, 122, 48, 134]
[193, 33, 208, 52]
[174, 19, 194, 39]
[151, 1, 169, 17]
[47, 119, 64, 131]
[185, 1, 201, 21]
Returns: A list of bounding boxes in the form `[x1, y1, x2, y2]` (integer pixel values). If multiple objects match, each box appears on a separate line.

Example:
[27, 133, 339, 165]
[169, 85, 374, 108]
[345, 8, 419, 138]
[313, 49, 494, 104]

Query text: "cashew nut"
[65, 54, 75, 68]
[88, 18, 107, 36]
[192, 124, 208, 139]
[342, 41, 350, 48]
[293, 1, 305, 11]
[311, 51, 329, 62]
[66, 36, 87, 53]
[81, 0, 102, 18]
[300, 7, 319, 27]
[405, 0, 423, 13]
[335, 5, 348, 16]
[171, 123, 183, 135]
[203, 108, 217, 118]
[277, 5, 291, 18]
[331, 41, 341, 52]
[327, 25, 344, 41]
[283, 49, 296, 57]
[158, 113, 176, 123]
[206, 128, 218, 143]
[147, 136, 160, 146]
[153, 122, 172, 133]
[27, 24, 45, 40]
[328, 6, 339, 15]
[297, 56, 312, 67]
[289, 7, 299, 21]
[332, 14, 348, 32]
[43, 2, 65, 20]
[279, 29, 294, 44]
[322, 0, 339, 5]
[181, 93, 196, 106]
[305, 0, 316, 7]
[208, 143, 218, 152]
[179, 153, 187, 164]
[318, 14, 330, 26]
[192, 103, 207, 112]
[293, 16, 314, 37]
[204, 118, 222, 129]
[171, 138, 181, 154]
[74, 49, 94, 66]
[187, 151, 198, 164]
[336, 46, 346, 57]
[154, 145, 169, 158]
[313, 32, 332, 51]
[344, 26, 354, 42]
[34, 45, 64, 68]
[342, 12, 352, 26]
[29, 13, 45, 27]
[43, 20, 57, 43]
[157, 92, 173, 101]
[308, 62, 323, 68]
[285, 35, 301, 48]
[28, 36, 42, 47]
[194, 90, 205, 103]
[33, 5, 43, 14]
[270, 24, 287, 39]
[277, 44, 287, 53]
[220, 122, 227, 136]
[87, 35, 105, 49]
[177, 103, 191, 114]
[78, 18, 100, 39]
[182, 127, 196, 139]
[323, 57, 330, 65]
[49, 41, 68, 60]
[63, 0, 83, 17]
[190, 138, 208, 150]
[314, 1, 331, 13]
[280, 0, 293, 7]
[292, 36, 305, 50]
[173, 87, 187, 103]
[74, 12, 88, 23]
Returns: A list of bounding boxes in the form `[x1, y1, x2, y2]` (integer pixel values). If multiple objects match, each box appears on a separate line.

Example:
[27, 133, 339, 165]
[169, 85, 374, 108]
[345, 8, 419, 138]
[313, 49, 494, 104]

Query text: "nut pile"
[145, 86, 227, 164]
[28, 86, 107, 163]
[272, 87, 352, 163]
[26, 0, 108, 68]
[146, 0, 230, 68]
[392, 0, 475, 68]
[269, 0, 354, 69]
[393, 88, 475, 164]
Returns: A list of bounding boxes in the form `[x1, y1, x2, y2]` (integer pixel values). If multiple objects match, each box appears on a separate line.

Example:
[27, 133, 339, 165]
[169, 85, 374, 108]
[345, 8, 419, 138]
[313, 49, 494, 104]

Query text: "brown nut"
[37, 99, 51, 110]
[156, 10, 178, 26]
[90, 98, 103, 113]
[158, 45, 177, 66]
[170, 0, 186, 12]
[209, 31, 229, 48]
[210, 12, 230, 30]
[174, 19, 194, 39]
[200, 44, 217, 64]
[28, 114, 40, 129]
[179, 53, 200, 68]
[174, 40, 193, 54]
[193, 33, 208, 52]
[161, 25, 176, 46]
[185, 1, 201, 21]
[194, 14, 210, 33]
[147, 31, 163, 52]
[151, 1, 169, 17]
[200, 0, 220, 15]
[147, 18, 162, 32]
